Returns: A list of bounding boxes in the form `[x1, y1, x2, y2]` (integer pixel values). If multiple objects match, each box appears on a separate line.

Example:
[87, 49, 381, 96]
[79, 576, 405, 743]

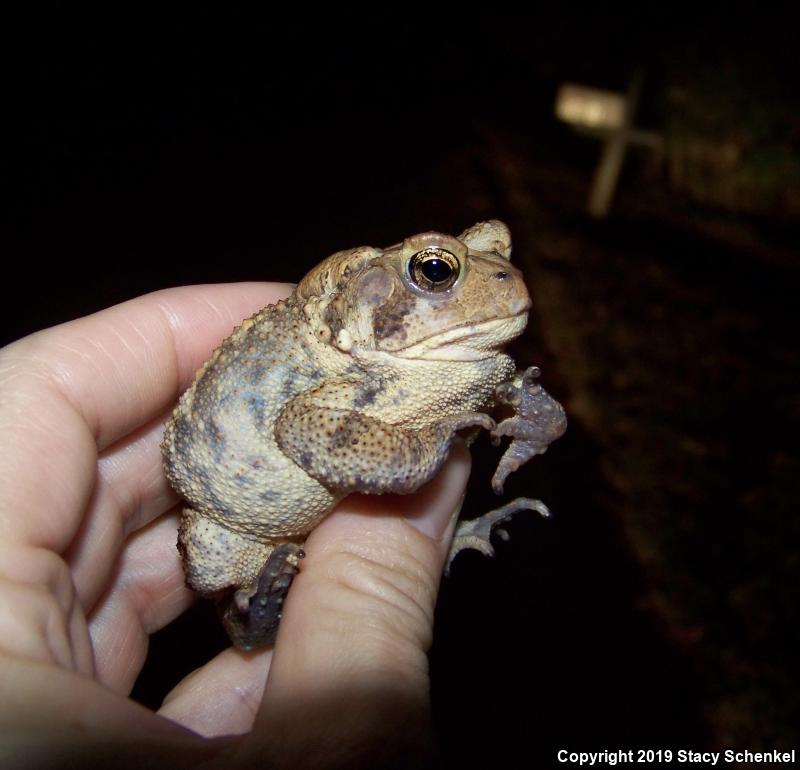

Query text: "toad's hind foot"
[445, 498, 551, 575]
[220, 542, 305, 651]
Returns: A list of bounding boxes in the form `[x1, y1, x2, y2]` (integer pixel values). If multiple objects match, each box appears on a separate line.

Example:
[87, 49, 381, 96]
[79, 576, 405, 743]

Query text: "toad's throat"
[391, 312, 529, 361]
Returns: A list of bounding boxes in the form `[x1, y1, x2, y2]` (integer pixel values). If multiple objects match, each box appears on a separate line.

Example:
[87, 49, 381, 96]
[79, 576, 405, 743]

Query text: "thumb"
[243, 442, 471, 768]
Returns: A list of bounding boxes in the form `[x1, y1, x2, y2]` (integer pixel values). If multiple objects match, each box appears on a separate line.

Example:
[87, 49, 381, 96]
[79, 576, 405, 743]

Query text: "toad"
[162, 221, 566, 649]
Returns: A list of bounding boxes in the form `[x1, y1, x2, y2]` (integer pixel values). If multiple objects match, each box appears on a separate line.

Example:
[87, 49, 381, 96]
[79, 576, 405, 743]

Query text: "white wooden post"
[555, 69, 663, 219]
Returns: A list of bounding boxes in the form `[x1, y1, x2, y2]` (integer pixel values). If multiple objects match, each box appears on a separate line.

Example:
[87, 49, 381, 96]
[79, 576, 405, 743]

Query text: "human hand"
[0, 284, 471, 768]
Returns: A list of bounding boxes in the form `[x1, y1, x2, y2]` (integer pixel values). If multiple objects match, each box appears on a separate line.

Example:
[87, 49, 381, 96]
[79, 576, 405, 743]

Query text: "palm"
[0, 283, 289, 731]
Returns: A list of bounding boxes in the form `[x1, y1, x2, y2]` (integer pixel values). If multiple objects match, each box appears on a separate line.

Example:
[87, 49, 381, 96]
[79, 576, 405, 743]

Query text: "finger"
[0, 542, 94, 677]
[0, 282, 290, 553]
[158, 647, 272, 737]
[88, 511, 193, 693]
[0, 654, 224, 767]
[68, 412, 178, 609]
[244, 444, 471, 765]
[7, 282, 293, 451]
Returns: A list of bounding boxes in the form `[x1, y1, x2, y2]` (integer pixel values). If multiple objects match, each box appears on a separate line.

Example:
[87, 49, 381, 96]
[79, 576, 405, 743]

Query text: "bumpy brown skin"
[162, 220, 535, 649]
[491, 366, 568, 495]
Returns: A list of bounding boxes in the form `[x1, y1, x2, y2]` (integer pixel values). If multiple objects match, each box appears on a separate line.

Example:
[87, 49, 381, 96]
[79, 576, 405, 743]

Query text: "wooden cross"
[556, 69, 663, 218]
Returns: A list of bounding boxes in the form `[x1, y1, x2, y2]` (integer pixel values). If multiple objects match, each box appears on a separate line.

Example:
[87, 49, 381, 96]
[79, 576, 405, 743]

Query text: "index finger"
[4, 282, 292, 452]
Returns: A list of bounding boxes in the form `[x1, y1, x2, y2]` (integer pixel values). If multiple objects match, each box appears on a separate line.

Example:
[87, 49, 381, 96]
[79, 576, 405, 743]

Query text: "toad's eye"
[408, 247, 460, 292]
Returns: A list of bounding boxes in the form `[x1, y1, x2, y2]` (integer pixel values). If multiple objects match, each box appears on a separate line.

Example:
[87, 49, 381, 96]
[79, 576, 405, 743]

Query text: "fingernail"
[403, 442, 471, 541]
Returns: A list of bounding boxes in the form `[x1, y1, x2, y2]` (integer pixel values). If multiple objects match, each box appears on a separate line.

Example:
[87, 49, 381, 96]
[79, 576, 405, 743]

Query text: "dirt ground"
[428, 127, 798, 766]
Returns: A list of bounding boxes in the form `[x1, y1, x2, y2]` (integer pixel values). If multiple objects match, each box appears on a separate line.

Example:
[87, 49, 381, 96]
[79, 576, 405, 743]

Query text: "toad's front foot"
[491, 366, 567, 494]
[445, 498, 551, 574]
[220, 542, 305, 651]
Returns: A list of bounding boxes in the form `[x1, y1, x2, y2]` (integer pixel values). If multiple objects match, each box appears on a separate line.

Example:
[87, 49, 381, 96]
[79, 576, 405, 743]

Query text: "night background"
[3, 6, 798, 768]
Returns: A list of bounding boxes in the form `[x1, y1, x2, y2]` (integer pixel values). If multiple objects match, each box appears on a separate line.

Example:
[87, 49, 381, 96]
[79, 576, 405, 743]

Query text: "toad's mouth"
[391, 312, 529, 362]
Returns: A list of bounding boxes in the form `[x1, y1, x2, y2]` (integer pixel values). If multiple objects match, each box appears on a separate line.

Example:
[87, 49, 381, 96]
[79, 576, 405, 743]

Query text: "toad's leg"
[178, 510, 304, 649]
[276, 386, 495, 495]
[446, 368, 567, 573]
[220, 542, 305, 650]
[445, 498, 551, 574]
[490, 366, 567, 494]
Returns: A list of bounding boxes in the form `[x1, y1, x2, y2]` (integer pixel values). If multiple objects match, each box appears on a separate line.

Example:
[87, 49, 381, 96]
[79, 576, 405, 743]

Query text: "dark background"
[4, 6, 798, 768]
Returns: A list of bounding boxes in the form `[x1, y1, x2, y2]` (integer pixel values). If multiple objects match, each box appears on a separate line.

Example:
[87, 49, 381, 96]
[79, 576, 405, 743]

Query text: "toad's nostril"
[512, 294, 533, 314]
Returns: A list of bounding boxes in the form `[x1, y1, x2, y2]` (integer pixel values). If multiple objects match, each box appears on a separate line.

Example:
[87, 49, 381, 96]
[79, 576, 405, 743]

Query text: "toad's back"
[162, 300, 344, 538]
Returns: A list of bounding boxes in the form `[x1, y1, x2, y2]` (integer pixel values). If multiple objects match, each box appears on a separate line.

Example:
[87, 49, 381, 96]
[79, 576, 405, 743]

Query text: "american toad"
[162, 221, 566, 649]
